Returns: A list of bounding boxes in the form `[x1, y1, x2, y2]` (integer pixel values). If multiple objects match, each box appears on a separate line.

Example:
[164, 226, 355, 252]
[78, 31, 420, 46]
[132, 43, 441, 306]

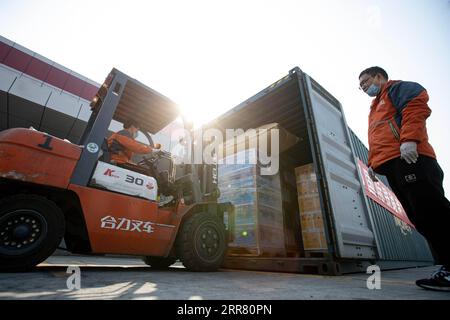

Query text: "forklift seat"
[98, 138, 150, 176]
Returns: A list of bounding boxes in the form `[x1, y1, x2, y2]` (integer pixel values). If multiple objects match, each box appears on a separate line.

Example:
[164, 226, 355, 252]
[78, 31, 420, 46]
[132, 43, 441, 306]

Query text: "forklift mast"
[71, 71, 126, 186]
[175, 131, 219, 204]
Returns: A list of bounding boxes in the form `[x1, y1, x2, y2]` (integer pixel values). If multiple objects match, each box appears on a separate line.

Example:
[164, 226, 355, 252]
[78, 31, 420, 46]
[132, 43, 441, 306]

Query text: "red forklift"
[0, 69, 232, 272]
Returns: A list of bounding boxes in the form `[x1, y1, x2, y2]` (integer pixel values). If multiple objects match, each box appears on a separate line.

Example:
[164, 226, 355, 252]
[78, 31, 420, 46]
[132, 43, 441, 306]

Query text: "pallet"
[222, 256, 341, 276]
[304, 251, 329, 259]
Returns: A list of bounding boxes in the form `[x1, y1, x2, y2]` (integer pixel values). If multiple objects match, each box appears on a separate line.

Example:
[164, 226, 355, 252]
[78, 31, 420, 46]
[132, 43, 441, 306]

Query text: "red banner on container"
[357, 159, 415, 228]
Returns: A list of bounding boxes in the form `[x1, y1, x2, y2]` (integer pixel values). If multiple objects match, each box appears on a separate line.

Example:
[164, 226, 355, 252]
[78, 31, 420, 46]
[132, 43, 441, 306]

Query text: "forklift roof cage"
[71, 68, 180, 186]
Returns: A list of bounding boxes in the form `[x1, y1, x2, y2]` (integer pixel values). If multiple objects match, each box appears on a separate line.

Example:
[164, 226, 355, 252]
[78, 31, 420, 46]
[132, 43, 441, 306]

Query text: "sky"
[1, 0, 449, 191]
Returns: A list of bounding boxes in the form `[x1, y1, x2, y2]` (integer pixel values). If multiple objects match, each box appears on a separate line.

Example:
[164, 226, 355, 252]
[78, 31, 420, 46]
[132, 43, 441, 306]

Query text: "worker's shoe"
[158, 195, 174, 207]
[416, 266, 450, 292]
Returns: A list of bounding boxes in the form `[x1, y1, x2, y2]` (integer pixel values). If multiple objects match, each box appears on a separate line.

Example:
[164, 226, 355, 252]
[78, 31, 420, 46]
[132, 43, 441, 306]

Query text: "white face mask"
[132, 130, 139, 139]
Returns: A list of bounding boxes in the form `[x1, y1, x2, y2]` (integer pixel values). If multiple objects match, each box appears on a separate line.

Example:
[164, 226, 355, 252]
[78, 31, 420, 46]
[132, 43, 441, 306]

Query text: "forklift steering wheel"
[137, 152, 159, 168]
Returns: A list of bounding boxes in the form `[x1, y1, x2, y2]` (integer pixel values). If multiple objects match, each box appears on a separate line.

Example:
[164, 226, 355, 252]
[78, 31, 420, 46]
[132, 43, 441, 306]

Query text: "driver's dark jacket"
[107, 130, 153, 164]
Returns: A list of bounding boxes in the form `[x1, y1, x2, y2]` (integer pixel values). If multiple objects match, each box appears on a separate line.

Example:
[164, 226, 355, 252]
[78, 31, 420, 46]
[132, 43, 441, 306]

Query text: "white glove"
[400, 141, 418, 164]
[368, 166, 378, 182]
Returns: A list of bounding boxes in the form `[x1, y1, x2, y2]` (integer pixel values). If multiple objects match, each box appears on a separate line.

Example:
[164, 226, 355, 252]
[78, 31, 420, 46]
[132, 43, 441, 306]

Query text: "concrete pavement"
[0, 255, 449, 300]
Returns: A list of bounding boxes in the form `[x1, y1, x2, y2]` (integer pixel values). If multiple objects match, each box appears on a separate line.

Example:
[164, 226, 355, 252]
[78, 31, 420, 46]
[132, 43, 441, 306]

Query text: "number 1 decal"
[38, 134, 53, 150]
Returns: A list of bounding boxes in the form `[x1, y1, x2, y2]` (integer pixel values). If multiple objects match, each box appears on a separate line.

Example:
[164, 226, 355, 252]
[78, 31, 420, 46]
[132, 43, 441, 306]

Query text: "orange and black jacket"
[368, 80, 436, 171]
[107, 130, 153, 164]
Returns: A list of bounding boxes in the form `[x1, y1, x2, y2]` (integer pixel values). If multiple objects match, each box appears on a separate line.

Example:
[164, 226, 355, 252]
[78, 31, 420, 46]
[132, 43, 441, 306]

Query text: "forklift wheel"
[0, 194, 65, 272]
[176, 212, 226, 272]
[142, 256, 177, 270]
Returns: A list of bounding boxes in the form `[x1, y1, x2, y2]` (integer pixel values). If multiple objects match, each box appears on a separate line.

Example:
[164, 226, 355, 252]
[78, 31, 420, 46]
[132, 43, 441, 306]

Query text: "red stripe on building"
[0, 42, 12, 62]
[26, 57, 52, 80]
[64, 75, 86, 97]
[3, 47, 32, 72]
[0, 41, 99, 101]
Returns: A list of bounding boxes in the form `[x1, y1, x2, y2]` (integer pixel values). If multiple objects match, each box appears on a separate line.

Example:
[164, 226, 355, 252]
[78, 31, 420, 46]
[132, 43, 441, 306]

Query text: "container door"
[299, 72, 379, 260]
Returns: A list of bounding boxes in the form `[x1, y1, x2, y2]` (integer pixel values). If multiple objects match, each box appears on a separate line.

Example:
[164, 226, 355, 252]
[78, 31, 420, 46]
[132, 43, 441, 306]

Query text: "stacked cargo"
[217, 123, 299, 256]
[295, 164, 328, 251]
[218, 149, 286, 256]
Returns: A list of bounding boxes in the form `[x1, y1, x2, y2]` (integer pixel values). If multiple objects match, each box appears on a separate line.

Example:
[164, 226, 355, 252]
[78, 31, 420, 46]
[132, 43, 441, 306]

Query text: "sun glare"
[179, 102, 219, 129]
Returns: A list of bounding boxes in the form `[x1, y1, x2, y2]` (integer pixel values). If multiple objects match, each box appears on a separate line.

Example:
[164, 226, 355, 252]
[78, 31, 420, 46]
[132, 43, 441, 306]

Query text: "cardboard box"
[300, 213, 315, 231]
[295, 164, 316, 181]
[296, 180, 319, 195]
[300, 211, 324, 231]
[295, 164, 327, 251]
[298, 194, 321, 212]
[313, 213, 324, 229]
[302, 230, 327, 250]
[303, 232, 327, 250]
[319, 232, 327, 249]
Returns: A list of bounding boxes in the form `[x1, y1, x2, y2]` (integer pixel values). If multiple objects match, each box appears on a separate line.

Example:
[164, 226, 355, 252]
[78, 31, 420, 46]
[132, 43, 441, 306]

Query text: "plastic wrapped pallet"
[295, 164, 328, 251]
[218, 148, 285, 256]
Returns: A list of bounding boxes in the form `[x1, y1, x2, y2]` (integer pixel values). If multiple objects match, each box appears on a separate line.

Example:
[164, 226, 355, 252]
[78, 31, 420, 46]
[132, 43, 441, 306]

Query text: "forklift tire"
[176, 212, 226, 272]
[142, 256, 177, 270]
[0, 194, 65, 272]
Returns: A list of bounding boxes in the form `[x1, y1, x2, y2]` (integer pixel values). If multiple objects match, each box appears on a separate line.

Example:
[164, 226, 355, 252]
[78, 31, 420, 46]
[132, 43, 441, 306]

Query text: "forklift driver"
[107, 119, 174, 206]
[108, 119, 160, 165]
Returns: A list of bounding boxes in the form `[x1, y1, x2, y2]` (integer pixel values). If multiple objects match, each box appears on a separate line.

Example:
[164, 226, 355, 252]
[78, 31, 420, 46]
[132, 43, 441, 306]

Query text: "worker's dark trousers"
[376, 156, 450, 268]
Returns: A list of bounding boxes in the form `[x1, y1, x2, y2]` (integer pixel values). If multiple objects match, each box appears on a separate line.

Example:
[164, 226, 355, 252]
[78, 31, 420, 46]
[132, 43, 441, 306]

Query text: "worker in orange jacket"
[107, 119, 160, 164]
[107, 119, 173, 206]
[359, 66, 450, 292]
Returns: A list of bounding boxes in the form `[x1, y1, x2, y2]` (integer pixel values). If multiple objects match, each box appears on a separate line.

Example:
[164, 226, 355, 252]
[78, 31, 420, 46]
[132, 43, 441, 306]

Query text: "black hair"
[359, 66, 389, 80]
[123, 119, 140, 129]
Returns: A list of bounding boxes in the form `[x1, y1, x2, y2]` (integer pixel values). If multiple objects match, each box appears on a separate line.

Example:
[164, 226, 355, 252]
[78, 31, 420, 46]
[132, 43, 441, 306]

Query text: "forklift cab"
[72, 69, 181, 202]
